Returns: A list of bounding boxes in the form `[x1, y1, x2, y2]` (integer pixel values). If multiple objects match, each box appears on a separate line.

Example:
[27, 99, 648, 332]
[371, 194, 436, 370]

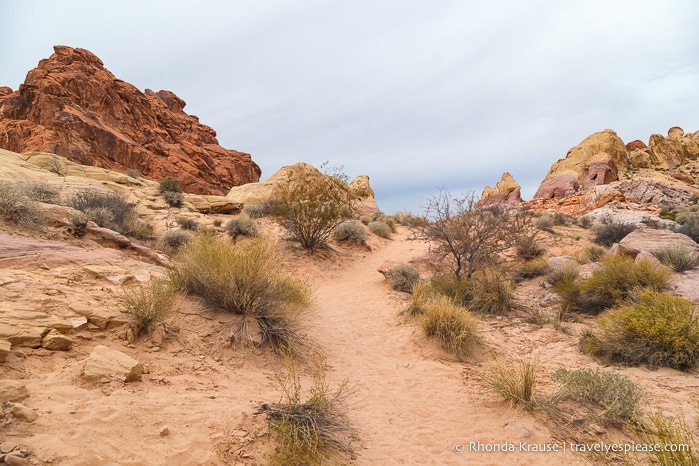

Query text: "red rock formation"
[479, 172, 522, 206]
[0, 46, 261, 195]
[533, 174, 580, 199]
[625, 140, 647, 152]
[581, 152, 618, 188]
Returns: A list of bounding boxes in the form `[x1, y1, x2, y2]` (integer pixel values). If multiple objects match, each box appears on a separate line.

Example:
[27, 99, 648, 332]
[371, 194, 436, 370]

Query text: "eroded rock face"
[0, 46, 261, 195]
[480, 172, 522, 206]
[618, 227, 699, 264]
[533, 174, 580, 199]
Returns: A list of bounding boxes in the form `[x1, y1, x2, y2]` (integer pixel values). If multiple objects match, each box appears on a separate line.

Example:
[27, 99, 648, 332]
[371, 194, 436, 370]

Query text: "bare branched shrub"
[368, 221, 391, 238]
[170, 234, 310, 353]
[385, 265, 420, 293]
[333, 221, 367, 245]
[418, 190, 531, 279]
[655, 243, 696, 272]
[122, 279, 179, 337]
[225, 217, 259, 239]
[421, 297, 482, 360]
[260, 358, 359, 465]
[484, 357, 538, 411]
[270, 164, 353, 251]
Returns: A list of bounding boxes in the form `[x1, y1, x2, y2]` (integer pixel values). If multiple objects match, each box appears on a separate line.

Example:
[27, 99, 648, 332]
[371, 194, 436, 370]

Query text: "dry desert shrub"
[368, 220, 391, 238]
[421, 297, 482, 360]
[535, 215, 555, 232]
[593, 220, 635, 246]
[333, 220, 368, 244]
[261, 358, 359, 465]
[157, 229, 193, 254]
[484, 357, 538, 411]
[170, 234, 310, 353]
[122, 278, 179, 337]
[585, 245, 605, 263]
[515, 234, 546, 260]
[162, 191, 183, 207]
[406, 280, 439, 316]
[175, 216, 200, 231]
[385, 264, 420, 293]
[393, 211, 428, 227]
[225, 217, 259, 239]
[582, 290, 699, 371]
[546, 262, 580, 286]
[18, 181, 61, 204]
[468, 268, 514, 315]
[159, 176, 181, 194]
[512, 258, 550, 282]
[67, 189, 150, 237]
[655, 243, 696, 272]
[0, 181, 46, 228]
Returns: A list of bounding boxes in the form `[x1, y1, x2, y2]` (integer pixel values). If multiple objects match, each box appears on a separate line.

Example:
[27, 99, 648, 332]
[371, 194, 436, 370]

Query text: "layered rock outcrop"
[479, 172, 522, 206]
[0, 46, 261, 195]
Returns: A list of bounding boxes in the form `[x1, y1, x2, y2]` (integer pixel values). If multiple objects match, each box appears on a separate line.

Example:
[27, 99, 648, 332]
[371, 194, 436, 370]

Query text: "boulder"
[634, 250, 661, 266]
[618, 227, 699, 262]
[10, 403, 38, 423]
[41, 330, 73, 351]
[83, 345, 143, 382]
[0, 46, 261, 195]
[0, 340, 10, 362]
[350, 175, 380, 215]
[581, 207, 676, 229]
[480, 172, 523, 206]
[547, 256, 578, 269]
[0, 380, 29, 403]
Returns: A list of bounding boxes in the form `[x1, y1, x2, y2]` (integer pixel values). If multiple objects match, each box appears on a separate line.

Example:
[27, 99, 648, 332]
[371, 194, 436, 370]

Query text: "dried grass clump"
[368, 221, 391, 239]
[171, 234, 311, 353]
[583, 290, 699, 371]
[122, 279, 179, 337]
[159, 176, 181, 193]
[225, 217, 259, 239]
[393, 211, 428, 227]
[546, 262, 580, 286]
[655, 243, 696, 273]
[385, 265, 420, 293]
[512, 258, 550, 282]
[468, 268, 514, 315]
[67, 189, 145, 236]
[484, 357, 538, 411]
[536, 215, 555, 232]
[0, 181, 46, 228]
[515, 235, 546, 260]
[333, 221, 368, 245]
[421, 297, 482, 360]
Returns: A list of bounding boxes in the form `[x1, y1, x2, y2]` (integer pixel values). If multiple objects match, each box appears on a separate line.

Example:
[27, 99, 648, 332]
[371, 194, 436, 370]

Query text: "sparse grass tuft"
[585, 245, 606, 263]
[225, 217, 259, 239]
[333, 221, 368, 245]
[368, 221, 391, 238]
[385, 265, 420, 293]
[593, 220, 635, 246]
[122, 279, 179, 337]
[655, 243, 696, 272]
[421, 297, 482, 360]
[484, 357, 538, 411]
[468, 268, 514, 315]
[584, 290, 699, 371]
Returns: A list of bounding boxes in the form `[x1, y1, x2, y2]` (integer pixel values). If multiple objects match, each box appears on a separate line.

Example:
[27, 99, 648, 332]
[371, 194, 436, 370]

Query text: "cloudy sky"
[1, 1, 698, 212]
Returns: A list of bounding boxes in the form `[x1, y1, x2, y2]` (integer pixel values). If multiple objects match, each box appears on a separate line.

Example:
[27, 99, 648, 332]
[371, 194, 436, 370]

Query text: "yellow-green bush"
[171, 234, 311, 352]
[583, 290, 699, 371]
[636, 411, 697, 466]
[421, 297, 482, 360]
[484, 357, 538, 410]
[468, 268, 514, 315]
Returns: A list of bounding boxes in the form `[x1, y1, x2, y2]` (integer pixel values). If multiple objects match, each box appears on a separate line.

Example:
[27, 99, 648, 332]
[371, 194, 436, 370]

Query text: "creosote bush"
[655, 243, 696, 272]
[170, 234, 310, 353]
[122, 279, 179, 337]
[368, 221, 391, 239]
[484, 357, 538, 411]
[551, 368, 644, 426]
[385, 265, 420, 293]
[225, 217, 259, 239]
[0, 181, 46, 228]
[583, 290, 699, 371]
[593, 220, 635, 246]
[421, 297, 482, 360]
[333, 221, 368, 245]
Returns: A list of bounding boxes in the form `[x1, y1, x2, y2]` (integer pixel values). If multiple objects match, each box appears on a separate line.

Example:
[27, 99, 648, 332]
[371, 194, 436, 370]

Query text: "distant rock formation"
[480, 172, 522, 206]
[627, 126, 699, 169]
[0, 46, 261, 195]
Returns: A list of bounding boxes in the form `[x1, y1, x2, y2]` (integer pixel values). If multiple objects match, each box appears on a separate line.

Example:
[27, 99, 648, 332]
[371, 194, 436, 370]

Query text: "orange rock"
[0, 46, 261, 195]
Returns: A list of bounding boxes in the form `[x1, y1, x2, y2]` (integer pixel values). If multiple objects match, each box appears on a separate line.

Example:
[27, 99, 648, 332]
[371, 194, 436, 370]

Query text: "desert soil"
[2, 226, 697, 465]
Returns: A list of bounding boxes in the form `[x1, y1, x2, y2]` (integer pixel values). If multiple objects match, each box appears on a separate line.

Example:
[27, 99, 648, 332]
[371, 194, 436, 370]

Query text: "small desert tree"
[420, 190, 530, 279]
[270, 163, 354, 251]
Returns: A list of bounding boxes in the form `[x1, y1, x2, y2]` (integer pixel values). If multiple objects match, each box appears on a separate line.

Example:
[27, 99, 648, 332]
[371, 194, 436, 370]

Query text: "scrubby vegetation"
[122, 279, 179, 337]
[545, 261, 580, 286]
[393, 211, 428, 227]
[655, 243, 696, 272]
[582, 290, 699, 371]
[421, 297, 482, 360]
[554, 255, 671, 314]
[593, 220, 635, 246]
[225, 217, 259, 239]
[385, 264, 420, 293]
[635, 411, 698, 466]
[515, 234, 546, 260]
[67, 189, 152, 237]
[0, 181, 46, 228]
[159, 177, 183, 207]
[511, 258, 550, 282]
[368, 220, 391, 238]
[171, 234, 311, 353]
[333, 221, 368, 244]
[175, 216, 200, 231]
[484, 357, 538, 411]
[157, 229, 193, 254]
[468, 268, 514, 315]
[535, 214, 555, 232]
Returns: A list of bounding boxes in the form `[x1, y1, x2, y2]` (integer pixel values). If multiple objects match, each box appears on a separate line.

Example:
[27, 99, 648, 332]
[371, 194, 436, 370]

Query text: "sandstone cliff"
[479, 172, 522, 206]
[0, 46, 261, 195]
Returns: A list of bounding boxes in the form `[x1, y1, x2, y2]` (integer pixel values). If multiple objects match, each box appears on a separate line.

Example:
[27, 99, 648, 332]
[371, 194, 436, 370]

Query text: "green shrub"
[67, 189, 140, 235]
[593, 221, 635, 246]
[225, 217, 259, 239]
[122, 279, 179, 337]
[655, 243, 696, 272]
[484, 357, 538, 410]
[421, 297, 482, 360]
[512, 258, 550, 282]
[170, 234, 310, 353]
[586, 290, 699, 371]
[333, 221, 368, 244]
[636, 411, 698, 466]
[157, 230, 193, 253]
[551, 368, 644, 426]
[385, 265, 420, 293]
[0, 181, 45, 228]
[546, 262, 580, 286]
[368, 221, 391, 238]
[159, 176, 181, 193]
[556, 255, 671, 314]
[162, 191, 184, 208]
[468, 268, 514, 315]
[175, 216, 200, 232]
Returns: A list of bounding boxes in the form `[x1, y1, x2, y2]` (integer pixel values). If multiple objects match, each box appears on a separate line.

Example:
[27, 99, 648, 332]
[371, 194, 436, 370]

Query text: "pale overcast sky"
[1, 1, 698, 212]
